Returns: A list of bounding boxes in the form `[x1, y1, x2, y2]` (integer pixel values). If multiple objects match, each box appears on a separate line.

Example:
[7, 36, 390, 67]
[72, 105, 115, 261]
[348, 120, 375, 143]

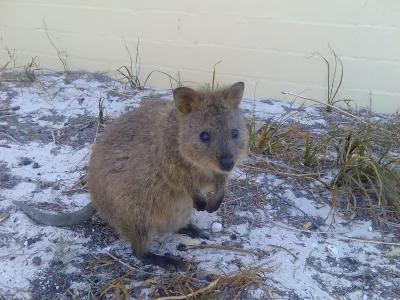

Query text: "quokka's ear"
[224, 82, 245, 107]
[173, 87, 201, 113]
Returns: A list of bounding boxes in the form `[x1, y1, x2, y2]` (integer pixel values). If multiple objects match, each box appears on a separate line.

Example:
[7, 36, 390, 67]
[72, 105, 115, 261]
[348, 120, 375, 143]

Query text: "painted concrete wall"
[1, 0, 400, 113]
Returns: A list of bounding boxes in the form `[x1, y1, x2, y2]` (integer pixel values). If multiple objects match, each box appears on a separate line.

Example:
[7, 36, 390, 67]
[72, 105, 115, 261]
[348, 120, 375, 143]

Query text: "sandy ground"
[0, 71, 399, 299]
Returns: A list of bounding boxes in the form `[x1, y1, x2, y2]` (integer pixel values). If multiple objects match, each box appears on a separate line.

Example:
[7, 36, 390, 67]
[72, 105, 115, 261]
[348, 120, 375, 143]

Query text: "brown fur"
[87, 82, 249, 256]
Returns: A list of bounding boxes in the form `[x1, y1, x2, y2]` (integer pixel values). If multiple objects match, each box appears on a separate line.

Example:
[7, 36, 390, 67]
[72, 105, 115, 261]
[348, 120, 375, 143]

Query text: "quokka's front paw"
[205, 194, 224, 213]
[193, 193, 207, 211]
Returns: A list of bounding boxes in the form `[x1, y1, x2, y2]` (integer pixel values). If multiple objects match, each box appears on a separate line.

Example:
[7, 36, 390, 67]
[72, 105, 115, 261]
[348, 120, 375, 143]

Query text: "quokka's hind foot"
[178, 223, 210, 240]
[142, 252, 189, 271]
[131, 247, 189, 271]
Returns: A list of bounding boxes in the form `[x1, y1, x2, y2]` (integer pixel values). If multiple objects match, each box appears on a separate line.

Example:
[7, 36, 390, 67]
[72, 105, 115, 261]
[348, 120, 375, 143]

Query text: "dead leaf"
[384, 247, 400, 257]
[183, 238, 201, 246]
[303, 221, 312, 230]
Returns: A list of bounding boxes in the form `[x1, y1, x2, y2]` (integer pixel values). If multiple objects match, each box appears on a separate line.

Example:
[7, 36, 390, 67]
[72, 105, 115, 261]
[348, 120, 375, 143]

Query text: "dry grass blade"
[0, 214, 10, 224]
[195, 243, 264, 256]
[43, 19, 70, 82]
[155, 262, 279, 299]
[154, 278, 220, 300]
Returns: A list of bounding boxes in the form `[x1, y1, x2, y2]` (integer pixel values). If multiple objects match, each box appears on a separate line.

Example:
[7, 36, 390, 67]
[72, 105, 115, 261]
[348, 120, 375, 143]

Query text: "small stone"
[234, 224, 248, 235]
[32, 256, 41, 266]
[196, 272, 217, 282]
[26, 237, 41, 245]
[177, 243, 188, 251]
[211, 222, 222, 233]
[18, 157, 33, 166]
[32, 162, 40, 169]
[9, 126, 17, 130]
[0, 173, 10, 182]
[70, 136, 79, 142]
[230, 234, 237, 240]
[195, 271, 209, 281]
[327, 245, 339, 255]
[368, 226, 373, 232]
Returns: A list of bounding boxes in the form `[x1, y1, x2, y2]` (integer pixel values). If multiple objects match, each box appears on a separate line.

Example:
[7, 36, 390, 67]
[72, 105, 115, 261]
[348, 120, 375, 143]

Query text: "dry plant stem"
[0, 214, 10, 224]
[336, 234, 400, 246]
[267, 244, 298, 261]
[155, 278, 220, 300]
[106, 252, 136, 271]
[282, 91, 395, 135]
[211, 60, 222, 90]
[274, 222, 400, 246]
[43, 19, 69, 81]
[195, 244, 263, 257]
[0, 133, 22, 145]
[0, 106, 20, 112]
[265, 187, 323, 231]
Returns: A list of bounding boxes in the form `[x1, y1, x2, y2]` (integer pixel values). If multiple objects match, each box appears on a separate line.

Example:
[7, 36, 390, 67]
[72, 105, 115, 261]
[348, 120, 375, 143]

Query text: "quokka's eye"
[232, 129, 239, 139]
[200, 132, 210, 142]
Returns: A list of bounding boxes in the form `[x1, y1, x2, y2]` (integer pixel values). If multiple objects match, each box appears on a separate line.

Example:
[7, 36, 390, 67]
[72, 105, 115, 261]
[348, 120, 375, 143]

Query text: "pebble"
[18, 157, 33, 166]
[211, 222, 222, 233]
[32, 256, 41, 266]
[327, 245, 339, 255]
[0, 173, 10, 182]
[70, 136, 79, 142]
[32, 162, 40, 169]
[176, 243, 188, 251]
[234, 224, 248, 235]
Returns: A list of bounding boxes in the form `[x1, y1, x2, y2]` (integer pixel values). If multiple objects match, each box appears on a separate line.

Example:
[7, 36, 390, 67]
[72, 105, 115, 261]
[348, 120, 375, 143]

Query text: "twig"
[0, 106, 20, 112]
[0, 133, 22, 145]
[0, 214, 10, 224]
[51, 130, 56, 144]
[265, 187, 324, 231]
[267, 244, 298, 261]
[273, 222, 400, 246]
[106, 252, 136, 270]
[195, 243, 264, 257]
[336, 234, 400, 246]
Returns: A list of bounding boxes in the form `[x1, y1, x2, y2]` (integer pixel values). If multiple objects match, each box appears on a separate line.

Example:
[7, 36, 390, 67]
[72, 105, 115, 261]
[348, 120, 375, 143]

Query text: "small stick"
[195, 244, 263, 257]
[0, 106, 20, 112]
[0, 213, 10, 224]
[51, 130, 56, 144]
[0, 133, 22, 145]
[336, 234, 400, 246]
[267, 244, 298, 261]
[265, 187, 323, 232]
[274, 222, 400, 246]
[106, 252, 136, 270]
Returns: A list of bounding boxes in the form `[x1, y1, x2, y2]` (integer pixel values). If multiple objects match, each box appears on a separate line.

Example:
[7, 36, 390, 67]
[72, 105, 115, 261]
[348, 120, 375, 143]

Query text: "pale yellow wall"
[1, 0, 400, 113]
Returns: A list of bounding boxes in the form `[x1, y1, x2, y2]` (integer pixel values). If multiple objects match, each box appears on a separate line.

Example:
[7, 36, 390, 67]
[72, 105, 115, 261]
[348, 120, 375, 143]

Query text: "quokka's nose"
[219, 155, 234, 172]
